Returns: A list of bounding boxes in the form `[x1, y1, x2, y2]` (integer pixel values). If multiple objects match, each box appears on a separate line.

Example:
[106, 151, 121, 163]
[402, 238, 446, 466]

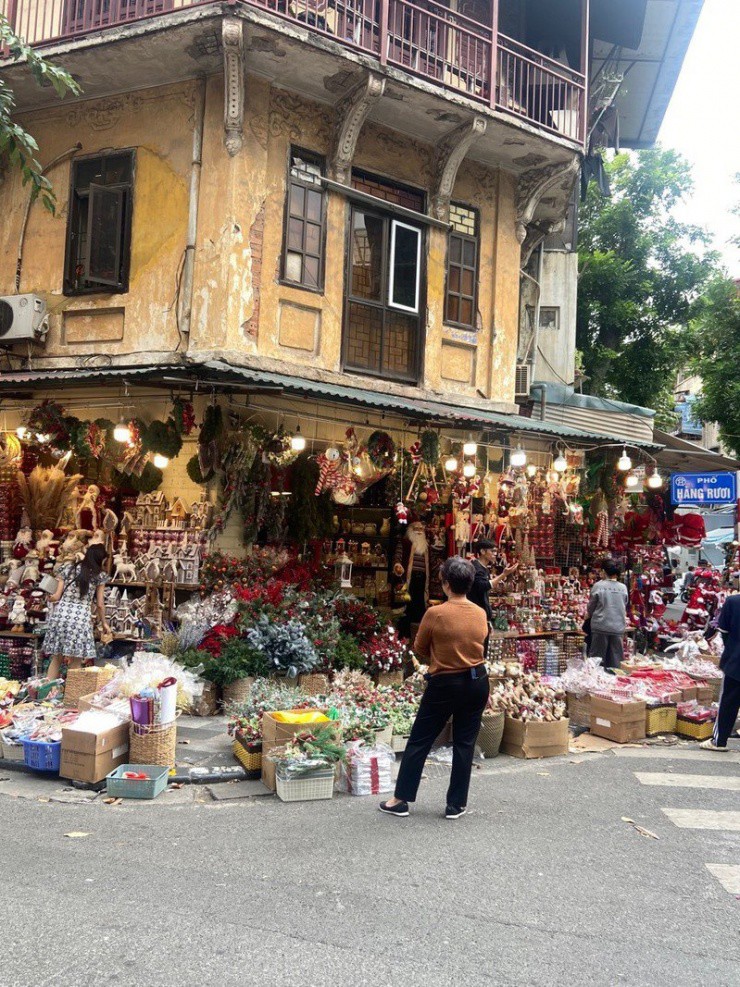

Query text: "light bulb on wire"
[15, 426, 27, 440]
[526, 463, 537, 478]
[617, 448, 632, 471]
[36, 433, 51, 444]
[553, 452, 568, 473]
[463, 461, 477, 479]
[625, 473, 639, 489]
[463, 440, 477, 457]
[510, 445, 527, 468]
[114, 421, 132, 444]
[444, 456, 458, 473]
[153, 454, 170, 470]
[647, 472, 663, 489]
[290, 426, 306, 453]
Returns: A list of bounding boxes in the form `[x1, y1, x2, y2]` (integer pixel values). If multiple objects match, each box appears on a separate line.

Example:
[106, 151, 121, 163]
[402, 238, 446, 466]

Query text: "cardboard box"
[60, 719, 129, 784]
[678, 686, 698, 702]
[566, 692, 591, 729]
[501, 716, 570, 759]
[590, 697, 646, 744]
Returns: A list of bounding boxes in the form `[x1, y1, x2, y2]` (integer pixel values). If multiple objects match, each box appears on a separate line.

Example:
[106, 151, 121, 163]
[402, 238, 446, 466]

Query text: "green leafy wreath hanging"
[366, 430, 396, 470]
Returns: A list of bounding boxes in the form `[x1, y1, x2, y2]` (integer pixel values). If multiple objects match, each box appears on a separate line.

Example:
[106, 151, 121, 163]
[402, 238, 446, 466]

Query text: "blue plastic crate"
[22, 738, 61, 773]
[105, 764, 169, 800]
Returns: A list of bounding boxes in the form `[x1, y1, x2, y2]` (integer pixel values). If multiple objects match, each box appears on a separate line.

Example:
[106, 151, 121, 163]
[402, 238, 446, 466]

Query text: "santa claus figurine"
[397, 520, 430, 636]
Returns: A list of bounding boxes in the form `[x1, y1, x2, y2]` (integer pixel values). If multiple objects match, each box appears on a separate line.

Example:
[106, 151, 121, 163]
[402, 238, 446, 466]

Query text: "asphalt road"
[3, 742, 739, 987]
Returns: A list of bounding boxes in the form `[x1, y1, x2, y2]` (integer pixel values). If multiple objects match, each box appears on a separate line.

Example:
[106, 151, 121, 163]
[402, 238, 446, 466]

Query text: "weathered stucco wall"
[2, 73, 521, 405]
[2, 81, 194, 358]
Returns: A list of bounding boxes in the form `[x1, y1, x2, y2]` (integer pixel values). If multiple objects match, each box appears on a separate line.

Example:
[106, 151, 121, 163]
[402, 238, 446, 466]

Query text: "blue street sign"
[670, 471, 738, 507]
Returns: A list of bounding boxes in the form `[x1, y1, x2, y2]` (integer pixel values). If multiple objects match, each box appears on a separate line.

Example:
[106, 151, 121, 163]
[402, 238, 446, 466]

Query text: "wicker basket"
[221, 677, 255, 708]
[63, 666, 116, 708]
[566, 692, 591, 729]
[232, 736, 262, 775]
[276, 768, 334, 802]
[645, 704, 677, 737]
[675, 717, 714, 741]
[298, 673, 330, 696]
[129, 721, 177, 768]
[477, 711, 505, 758]
[376, 671, 404, 687]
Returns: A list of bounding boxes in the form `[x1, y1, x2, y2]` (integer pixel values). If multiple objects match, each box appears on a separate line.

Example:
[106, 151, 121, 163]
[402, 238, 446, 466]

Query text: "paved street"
[3, 742, 739, 987]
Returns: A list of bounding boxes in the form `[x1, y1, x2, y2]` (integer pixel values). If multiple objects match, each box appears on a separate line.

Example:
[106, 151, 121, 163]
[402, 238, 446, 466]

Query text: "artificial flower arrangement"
[361, 626, 411, 676]
[267, 726, 346, 780]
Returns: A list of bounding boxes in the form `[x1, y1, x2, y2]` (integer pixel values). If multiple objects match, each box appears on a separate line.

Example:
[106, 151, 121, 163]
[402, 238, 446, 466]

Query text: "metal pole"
[489, 0, 499, 109]
[579, 0, 590, 145]
[379, 0, 389, 65]
[179, 76, 207, 340]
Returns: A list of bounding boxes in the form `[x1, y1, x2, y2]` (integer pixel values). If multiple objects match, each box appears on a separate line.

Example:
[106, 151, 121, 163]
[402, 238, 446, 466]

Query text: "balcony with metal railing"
[1, 0, 587, 146]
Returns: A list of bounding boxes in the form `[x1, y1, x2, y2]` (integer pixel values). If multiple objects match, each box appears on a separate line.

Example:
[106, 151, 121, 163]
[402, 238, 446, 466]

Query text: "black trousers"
[394, 668, 489, 809]
[714, 674, 740, 747]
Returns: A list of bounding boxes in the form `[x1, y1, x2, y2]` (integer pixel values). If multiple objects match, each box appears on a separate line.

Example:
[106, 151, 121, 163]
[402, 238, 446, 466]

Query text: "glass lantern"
[335, 552, 353, 589]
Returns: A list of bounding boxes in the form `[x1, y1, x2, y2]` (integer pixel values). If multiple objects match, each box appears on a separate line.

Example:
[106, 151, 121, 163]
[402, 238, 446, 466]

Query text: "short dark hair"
[441, 556, 475, 594]
[474, 539, 494, 555]
[600, 559, 621, 578]
[688, 566, 695, 571]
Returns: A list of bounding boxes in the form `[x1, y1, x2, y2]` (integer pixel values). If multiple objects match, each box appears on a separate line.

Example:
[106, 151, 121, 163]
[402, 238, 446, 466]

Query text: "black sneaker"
[379, 799, 409, 817]
[445, 805, 467, 819]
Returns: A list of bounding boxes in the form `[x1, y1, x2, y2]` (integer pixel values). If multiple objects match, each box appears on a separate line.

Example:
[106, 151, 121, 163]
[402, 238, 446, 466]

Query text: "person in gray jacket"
[587, 559, 628, 670]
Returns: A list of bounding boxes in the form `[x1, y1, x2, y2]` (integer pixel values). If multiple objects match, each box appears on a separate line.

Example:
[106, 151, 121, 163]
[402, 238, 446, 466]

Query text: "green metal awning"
[0, 359, 662, 450]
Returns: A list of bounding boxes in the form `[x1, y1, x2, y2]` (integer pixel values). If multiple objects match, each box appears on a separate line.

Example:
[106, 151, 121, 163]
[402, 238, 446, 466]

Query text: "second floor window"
[282, 149, 326, 291]
[445, 204, 479, 329]
[64, 150, 134, 295]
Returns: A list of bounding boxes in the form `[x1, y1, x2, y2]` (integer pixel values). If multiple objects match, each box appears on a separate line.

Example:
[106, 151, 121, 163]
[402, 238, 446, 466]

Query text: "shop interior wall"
[2, 81, 195, 362]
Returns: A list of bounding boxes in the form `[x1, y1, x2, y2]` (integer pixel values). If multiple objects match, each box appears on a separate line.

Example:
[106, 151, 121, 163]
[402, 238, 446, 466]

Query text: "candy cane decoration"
[315, 452, 341, 495]
[595, 509, 609, 548]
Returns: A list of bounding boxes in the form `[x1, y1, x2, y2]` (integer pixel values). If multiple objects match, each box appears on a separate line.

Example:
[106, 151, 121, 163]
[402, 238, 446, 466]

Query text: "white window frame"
[388, 219, 421, 314]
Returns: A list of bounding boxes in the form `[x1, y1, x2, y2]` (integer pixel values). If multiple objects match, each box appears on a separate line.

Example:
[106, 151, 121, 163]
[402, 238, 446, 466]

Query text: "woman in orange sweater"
[380, 556, 489, 820]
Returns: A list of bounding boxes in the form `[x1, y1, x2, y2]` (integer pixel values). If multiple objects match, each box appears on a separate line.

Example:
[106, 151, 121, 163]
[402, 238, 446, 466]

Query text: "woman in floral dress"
[44, 544, 111, 680]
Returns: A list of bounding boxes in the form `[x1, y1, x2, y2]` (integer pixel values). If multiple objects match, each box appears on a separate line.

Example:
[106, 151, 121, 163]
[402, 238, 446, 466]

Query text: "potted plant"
[245, 614, 318, 681]
[228, 715, 263, 775]
[362, 627, 410, 686]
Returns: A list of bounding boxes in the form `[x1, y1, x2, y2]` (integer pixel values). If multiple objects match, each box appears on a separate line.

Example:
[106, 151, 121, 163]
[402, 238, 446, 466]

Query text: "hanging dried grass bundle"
[16, 465, 83, 532]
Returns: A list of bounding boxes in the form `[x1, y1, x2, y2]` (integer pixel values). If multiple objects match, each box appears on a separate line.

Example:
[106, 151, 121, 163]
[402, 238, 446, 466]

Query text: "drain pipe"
[178, 76, 207, 341]
[520, 242, 544, 382]
[16, 142, 82, 292]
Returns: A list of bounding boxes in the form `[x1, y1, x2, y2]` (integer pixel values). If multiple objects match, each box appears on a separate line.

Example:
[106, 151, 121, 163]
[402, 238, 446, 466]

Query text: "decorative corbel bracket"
[515, 157, 579, 245]
[429, 116, 487, 222]
[520, 219, 565, 267]
[223, 18, 245, 156]
[329, 72, 385, 183]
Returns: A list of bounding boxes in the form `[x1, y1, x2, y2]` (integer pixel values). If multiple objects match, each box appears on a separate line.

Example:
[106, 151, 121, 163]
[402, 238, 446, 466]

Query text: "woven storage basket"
[1, 736, 25, 762]
[391, 734, 409, 753]
[129, 721, 177, 768]
[63, 666, 116, 708]
[221, 677, 255, 708]
[675, 717, 714, 741]
[477, 711, 505, 758]
[298, 673, 330, 696]
[645, 704, 677, 737]
[232, 737, 262, 775]
[566, 692, 591, 729]
[276, 768, 334, 802]
[376, 671, 404, 687]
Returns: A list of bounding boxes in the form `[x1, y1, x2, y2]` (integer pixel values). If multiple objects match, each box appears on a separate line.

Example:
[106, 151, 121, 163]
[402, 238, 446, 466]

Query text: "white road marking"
[661, 808, 740, 831]
[705, 864, 740, 894]
[635, 772, 740, 791]
[612, 748, 740, 763]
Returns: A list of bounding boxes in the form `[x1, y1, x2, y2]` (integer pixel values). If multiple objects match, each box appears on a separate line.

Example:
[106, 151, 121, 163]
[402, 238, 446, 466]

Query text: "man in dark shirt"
[701, 593, 740, 751]
[467, 540, 517, 620]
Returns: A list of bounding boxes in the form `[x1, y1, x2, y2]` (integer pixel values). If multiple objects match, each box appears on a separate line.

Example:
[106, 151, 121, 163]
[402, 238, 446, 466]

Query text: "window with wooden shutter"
[281, 148, 326, 291]
[445, 204, 479, 329]
[64, 150, 134, 296]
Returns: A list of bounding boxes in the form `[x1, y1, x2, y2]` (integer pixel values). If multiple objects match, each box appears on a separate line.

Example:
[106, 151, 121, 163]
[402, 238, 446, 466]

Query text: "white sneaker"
[700, 739, 728, 752]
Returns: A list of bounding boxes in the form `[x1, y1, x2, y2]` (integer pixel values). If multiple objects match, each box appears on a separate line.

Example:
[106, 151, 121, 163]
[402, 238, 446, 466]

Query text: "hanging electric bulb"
[153, 454, 170, 469]
[646, 471, 663, 489]
[617, 448, 632, 471]
[15, 426, 27, 440]
[462, 461, 477, 479]
[290, 426, 306, 453]
[553, 452, 568, 473]
[526, 463, 537, 478]
[114, 421, 132, 444]
[462, 439, 477, 457]
[36, 433, 51, 444]
[510, 445, 527, 468]
[444, 456, 458, 473]
[625, 472, 639, 489]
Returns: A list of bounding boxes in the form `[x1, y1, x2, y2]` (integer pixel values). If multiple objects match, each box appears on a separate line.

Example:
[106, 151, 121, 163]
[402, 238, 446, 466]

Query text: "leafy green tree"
[0, 17, 80, 212]
[577, 149, 720, 415]
[693, 277, 740, 457]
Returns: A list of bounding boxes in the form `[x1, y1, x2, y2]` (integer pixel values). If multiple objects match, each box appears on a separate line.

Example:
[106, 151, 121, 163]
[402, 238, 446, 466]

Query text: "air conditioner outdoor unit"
[515, 363, 532, 398]
[0, 294, 49, 344]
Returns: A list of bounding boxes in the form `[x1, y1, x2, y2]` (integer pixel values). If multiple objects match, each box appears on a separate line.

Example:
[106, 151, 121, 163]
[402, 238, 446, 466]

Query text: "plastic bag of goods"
[339, 740, 395, 796]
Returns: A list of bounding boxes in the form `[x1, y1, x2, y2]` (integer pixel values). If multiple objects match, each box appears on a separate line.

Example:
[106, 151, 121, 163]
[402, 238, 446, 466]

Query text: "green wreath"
[366, 430, 396, 470]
